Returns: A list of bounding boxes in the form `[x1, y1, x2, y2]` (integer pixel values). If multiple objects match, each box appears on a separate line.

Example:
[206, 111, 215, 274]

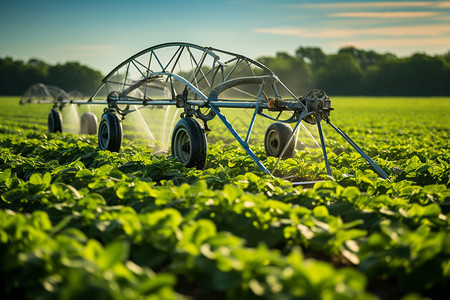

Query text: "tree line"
[1, 46, 450, 96]
[0, 58, 103, 96]
[257, 46, 450, 96]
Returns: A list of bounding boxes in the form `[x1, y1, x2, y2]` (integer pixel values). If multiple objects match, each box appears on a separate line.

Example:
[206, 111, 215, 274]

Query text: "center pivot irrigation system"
[21, 42, 390, 185]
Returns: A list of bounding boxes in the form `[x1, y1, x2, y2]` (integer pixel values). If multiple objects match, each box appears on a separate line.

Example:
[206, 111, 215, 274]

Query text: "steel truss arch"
[19, 42, 391, 184]
[89, 42, 290, 105]
[20, 83, 71, 104]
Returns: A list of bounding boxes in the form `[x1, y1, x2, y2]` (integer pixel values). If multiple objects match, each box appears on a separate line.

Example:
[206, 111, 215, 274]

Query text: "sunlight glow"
[254, 24, 450, 38]
[331, 11, 439, 18]
[299, 1, 448, 8]
[332, 37, 450, 49]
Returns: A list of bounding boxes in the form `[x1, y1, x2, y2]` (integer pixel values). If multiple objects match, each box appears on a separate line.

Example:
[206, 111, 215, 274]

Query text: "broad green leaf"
[313, 206, 329, 218]
[76, 169, 94, 178]
[29, 172, 43, 185]
[31, 211, 52, 231]
[43, 172, 51, 186]
[78, 193, 106, 209]
[182, 219, 217, 255]
[223, 184, 243, 201]
[137, 273, 176, 295]
[408, 203, 442, 219]
[0, 169, 11, 181]
[84, 239, 104, 262]
[99, 241, 129, 270]
[95, 164, 113, 175]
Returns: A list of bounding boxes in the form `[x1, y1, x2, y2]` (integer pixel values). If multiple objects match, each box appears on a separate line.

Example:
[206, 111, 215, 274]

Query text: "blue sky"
[1, 0, 449, 74]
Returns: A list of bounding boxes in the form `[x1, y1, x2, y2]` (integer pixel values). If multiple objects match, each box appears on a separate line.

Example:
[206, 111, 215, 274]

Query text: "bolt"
[182, 143, 190, 152]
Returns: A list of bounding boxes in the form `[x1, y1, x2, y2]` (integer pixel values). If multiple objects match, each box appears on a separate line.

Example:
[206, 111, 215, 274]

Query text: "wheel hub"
[301, 89, 333, 124]
[270, 139, 278, 148]
[181, 143, 190, 153]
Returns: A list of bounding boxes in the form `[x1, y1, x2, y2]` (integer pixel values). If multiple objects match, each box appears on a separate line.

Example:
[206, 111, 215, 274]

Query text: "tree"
[24, 59, 49, 91]
[47, 62, 103, 95]
[0, 57, 27, 95]
[444, 50, 450, 64]
[338, 46, 396, 69]
[316, 53, 363, 95]
[0, 57, 104, 96]
[2, 46, 449, 97]
[258, 52, 313, 95]
[295, 47, 326, 71]
[363, 53, 450, 96]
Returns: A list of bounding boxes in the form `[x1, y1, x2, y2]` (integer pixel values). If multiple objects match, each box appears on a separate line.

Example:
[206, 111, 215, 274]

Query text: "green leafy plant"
[0, 96, 449, 299]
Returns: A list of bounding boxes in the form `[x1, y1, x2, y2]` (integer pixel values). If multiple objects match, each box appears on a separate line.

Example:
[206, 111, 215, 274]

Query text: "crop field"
[1, 95, 449, 299]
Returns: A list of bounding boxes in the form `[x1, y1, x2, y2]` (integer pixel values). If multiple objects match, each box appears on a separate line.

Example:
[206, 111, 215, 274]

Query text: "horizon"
[1, 0, 449, 74]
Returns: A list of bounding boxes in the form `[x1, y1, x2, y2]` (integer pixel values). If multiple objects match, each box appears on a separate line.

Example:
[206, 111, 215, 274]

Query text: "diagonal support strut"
[328, 121, 391, 181]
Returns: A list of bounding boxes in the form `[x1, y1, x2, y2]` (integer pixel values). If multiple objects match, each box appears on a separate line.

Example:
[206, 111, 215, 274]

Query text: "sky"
[1, 0, 449, 74]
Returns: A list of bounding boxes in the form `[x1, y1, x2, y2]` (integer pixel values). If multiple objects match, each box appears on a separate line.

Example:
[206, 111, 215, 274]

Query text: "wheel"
[80, 112, 98, 134]
[48, 109, 62, 133]
[264, 122, 296, 158]
[98, 112, 122, 152]
[171, 118, 207, 169]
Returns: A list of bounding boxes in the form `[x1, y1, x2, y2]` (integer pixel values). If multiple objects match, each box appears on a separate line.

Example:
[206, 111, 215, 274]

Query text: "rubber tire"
[264, 122, 296, 158]
[171, 118, 207, 169]
[98, 112, 122, 152]
[80, 112, 98, 134]
[48, 109, 62, 133]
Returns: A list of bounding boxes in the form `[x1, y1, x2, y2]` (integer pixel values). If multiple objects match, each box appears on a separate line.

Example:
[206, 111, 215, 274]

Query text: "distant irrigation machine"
[21, 42, 390, 185]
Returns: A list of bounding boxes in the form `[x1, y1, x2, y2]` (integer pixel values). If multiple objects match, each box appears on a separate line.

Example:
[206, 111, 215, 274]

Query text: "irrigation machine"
[20, 42, 390, 185]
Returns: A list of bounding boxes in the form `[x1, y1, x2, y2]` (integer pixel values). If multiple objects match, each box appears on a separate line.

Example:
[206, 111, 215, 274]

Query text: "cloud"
[253, 27, 353, 38]
[363, 25, 450, 36]
[298, 1, 448, 9]
[331, 37, 450, 49]
[436, 1, 450, 7]
[253, 24, 450, 39]
[330, 11, 439, 18]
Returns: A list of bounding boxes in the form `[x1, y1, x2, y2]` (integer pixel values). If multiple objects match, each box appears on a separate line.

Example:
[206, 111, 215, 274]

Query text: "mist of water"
[133, 105, 156, 142]
[300, 123, 321, 153]
[120, 105, 182, 155]
[161, 106, 171, 150]
[167, 108, 180, 147]
[62, 104, 80, 133]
